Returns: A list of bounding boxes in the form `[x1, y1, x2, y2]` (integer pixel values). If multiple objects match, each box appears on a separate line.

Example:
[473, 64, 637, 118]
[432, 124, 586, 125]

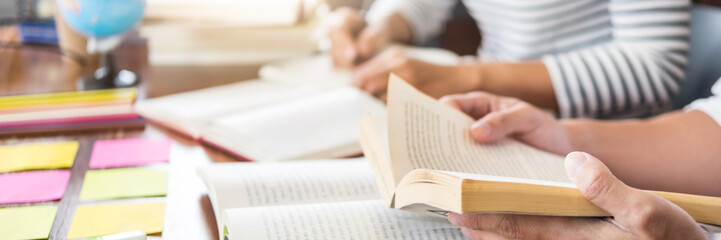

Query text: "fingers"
[460, 228, 508, 240]
[439, 92, 497, 119]
[329, 30, 357, 69]
[447, 212, 607, 240]
[470, 101, 543, 143]
[440, 93, 545, 143]
[328, 8, 363, 69]
[351, 63, 390, 98]
[351, 49, 405, 98]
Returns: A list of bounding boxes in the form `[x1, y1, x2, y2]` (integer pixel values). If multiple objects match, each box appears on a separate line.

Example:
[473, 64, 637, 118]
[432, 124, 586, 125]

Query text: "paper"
[133, 80, 325, 139]
[386, 75, 569, 184]
[79, 168, 168, 201]
[224, 200, 463, 239]
[206, 87, 385, 161]
[0, 205, 58, 240]
[89, 138, 172, 169]
[0, 170, 71, 204]
[0, 141, 78, 173]
[67, 202, 166, 239]
[197, 159, 379, 236]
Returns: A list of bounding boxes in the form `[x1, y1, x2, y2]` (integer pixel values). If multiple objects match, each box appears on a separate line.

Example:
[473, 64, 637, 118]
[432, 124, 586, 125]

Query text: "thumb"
[565, 152, 640, 217]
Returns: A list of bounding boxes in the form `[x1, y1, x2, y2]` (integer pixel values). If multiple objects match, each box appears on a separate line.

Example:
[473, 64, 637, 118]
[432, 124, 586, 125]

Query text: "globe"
[57, 0, 145, 37]
[56, 0, 145, 89]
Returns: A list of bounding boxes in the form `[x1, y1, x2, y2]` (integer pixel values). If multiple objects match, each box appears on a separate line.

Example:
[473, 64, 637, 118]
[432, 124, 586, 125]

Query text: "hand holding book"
[448, 152, 706, 240]
[438, 84, 721, 197]
[358, 74, 721, 229]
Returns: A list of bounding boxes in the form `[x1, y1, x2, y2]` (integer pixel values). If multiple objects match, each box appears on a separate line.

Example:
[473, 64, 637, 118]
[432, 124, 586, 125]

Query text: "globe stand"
[77, 51, 139, 90]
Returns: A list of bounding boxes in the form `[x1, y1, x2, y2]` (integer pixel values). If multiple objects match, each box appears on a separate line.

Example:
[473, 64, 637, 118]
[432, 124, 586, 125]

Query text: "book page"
[135, 80, 324, 137]
[224, 200, 464, 240]
[197, 159, 380, 236]
[206, 86, 386, 161]
[358, 115, 396, 205]
[387, 75, 570, 184]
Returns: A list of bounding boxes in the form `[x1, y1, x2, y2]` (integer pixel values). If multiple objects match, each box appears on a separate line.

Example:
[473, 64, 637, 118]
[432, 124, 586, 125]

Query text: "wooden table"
[0, 26, 260, 240]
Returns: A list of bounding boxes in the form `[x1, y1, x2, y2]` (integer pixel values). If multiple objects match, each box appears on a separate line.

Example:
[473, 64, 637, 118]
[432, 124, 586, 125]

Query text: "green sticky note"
[0, 205, 58, 240]
[79, 168, 168, 201]
[0, 141, 78, 173]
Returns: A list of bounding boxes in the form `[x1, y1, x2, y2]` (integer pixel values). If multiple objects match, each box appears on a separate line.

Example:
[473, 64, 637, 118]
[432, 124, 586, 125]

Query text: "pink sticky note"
[89, 138, 172, 169]
[0, 170, 71, 204]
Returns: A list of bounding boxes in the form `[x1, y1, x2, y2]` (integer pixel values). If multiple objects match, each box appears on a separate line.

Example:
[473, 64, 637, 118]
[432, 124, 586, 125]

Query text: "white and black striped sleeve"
[365, 0, 456, 44]
[543, 0, 690, 118]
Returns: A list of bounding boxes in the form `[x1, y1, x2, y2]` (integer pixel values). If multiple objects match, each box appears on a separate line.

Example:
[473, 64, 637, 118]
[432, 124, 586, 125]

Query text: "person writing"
[328, 0, 691, 118]
[437, 77, 721, 239]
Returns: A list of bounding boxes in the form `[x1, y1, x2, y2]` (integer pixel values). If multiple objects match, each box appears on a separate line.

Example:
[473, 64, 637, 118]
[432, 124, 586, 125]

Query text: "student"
[328, 0, 691, 118]
[437, 77, 721, 239]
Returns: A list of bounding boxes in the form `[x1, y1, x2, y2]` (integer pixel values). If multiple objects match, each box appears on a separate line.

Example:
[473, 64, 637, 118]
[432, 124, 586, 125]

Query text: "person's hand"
[327, 7, 392, 69]
[447, 152, 706, 240]
[353, 48, 480, 101]
[440, 92, 570, 155]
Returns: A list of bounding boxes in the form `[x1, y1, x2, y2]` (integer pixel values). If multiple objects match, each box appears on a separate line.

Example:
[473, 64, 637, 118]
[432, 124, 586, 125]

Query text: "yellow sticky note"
[79, 168, 168, 201]
[0, 141, 79, 173]
[67, 203, 166, 239]
[0, 205, 58, 240]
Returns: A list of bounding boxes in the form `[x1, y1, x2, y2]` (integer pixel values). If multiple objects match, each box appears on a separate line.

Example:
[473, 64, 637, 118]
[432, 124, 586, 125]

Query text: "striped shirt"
[367, 0, 691, 118]
[686, 78, 721, 127]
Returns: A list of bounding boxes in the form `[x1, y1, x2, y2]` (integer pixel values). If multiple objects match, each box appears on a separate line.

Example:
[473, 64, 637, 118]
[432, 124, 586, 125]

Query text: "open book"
[135, 47, 459, 161]
[358, 74, 721, 226]
[136, 81, 384, 161]
[196, 159, 465, 239]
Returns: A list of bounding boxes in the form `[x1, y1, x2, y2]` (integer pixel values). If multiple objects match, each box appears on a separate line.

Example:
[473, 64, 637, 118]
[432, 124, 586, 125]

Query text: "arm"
[540, 0, 691, 118]
[456, 0, 691, 118]
[457, 61, 559, 110]
[565, 110, 721, 196]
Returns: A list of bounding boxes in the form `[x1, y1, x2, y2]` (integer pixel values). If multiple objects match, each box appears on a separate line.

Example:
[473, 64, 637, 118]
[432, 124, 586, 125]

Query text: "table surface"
[0, 26, 261, 240]
[7, 2, 720, 236]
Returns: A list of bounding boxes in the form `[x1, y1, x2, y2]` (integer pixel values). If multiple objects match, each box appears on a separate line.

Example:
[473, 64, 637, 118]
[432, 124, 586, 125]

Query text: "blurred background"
[0, 0, 485, 98]
[2, 0, 720, 97]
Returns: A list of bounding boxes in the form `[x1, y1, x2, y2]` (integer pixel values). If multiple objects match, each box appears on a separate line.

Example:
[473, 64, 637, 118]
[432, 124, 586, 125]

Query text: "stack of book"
[140, 0, 322, 83]
[144, 0, 316, 28]
[0, 88, 144, 135]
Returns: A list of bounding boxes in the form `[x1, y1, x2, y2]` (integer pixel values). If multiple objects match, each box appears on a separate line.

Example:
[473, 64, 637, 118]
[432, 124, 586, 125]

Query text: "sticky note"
[67, 202, 166, 239]
[0, 141, 78, 173]
[0, 170, 71, 204]
[79, 168, 168, 201]
[89, 138, 172, 169]
[0, 205, 58, 240]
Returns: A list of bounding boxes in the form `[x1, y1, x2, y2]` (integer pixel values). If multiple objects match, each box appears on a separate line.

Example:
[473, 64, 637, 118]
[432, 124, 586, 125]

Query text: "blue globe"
[57, 0, 145, 37]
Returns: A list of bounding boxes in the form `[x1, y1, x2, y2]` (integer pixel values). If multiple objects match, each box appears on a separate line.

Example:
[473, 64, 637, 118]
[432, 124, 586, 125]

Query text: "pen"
[82, 230, 146, 240]
[353, 0, 373, 66]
